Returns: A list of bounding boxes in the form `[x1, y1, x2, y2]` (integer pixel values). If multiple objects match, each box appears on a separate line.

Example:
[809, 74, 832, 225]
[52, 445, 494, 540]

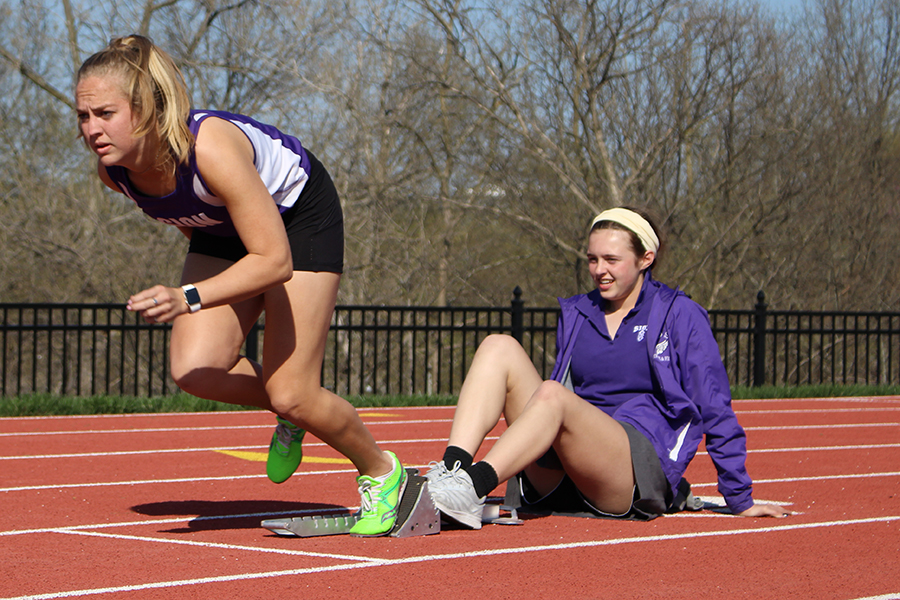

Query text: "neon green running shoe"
[266, 416, 306, 484]
[349, 451, 407, 537]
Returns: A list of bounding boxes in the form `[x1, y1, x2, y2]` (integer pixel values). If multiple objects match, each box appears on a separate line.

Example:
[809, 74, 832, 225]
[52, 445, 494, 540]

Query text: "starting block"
[482, 503, 524, 525]
[261, 469, 440, 538]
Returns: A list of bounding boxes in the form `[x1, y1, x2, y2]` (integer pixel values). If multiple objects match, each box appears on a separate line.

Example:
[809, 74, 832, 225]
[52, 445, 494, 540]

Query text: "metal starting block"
[261, 469, 440, 538]
[482, 503, 524, 525]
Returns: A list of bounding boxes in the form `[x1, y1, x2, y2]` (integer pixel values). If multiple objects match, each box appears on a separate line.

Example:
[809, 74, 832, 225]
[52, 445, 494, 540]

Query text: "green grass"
[1, 386, 898, 417]
[0, 392, 458, 417]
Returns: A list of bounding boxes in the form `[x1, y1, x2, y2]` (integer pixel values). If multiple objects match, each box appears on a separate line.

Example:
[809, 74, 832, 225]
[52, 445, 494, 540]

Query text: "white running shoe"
[427, 463, 484, 529]
[424, 460, 454, 486]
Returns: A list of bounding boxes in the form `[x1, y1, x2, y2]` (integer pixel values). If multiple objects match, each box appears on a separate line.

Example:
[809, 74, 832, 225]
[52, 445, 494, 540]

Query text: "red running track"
[1, 398, 899, 599]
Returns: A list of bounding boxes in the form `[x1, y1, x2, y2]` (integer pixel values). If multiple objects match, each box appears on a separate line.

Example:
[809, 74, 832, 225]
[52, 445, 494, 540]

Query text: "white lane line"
[3, 419, 896, 461]
[693, 442, 900, 457]
[0, 507, 351, 537]
[737, 408, 900, 414]
[0, 425, 278, 438]
[0, 456, 477, 492]
[0, 470, 352, 493]
[0, 412, 273, 422]
[2, 422, 895, 461]
[0, 419, 453, 438]
[3, 515, 898, 600]
[744, 423, 898, 431]
[0, 436, 900, 466]
[2, 456, 897, 495]
[0, 436, 460, 461]
[0, 405, 453, 422]
[689, 471, 900, 488]
[0, 445, 273, 460]
[733, 397, 900, 404]
[1, 476, 894, 538]
[1, 409, 896, 439]
[53, 529, 381, 562]
[746, 442, 900, 453]
[7, 439, 894, 463]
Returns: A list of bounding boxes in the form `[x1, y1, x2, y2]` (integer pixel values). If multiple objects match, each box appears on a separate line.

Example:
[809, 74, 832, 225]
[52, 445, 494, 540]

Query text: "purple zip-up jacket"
[551, 277, 755, 514]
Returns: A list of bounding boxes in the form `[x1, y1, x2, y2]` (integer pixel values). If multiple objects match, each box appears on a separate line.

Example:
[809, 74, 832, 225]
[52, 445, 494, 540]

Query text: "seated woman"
[426, 207, 789, 528]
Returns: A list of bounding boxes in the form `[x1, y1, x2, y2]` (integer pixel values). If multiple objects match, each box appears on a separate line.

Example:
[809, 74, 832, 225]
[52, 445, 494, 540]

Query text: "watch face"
[184, 286, 201, 306]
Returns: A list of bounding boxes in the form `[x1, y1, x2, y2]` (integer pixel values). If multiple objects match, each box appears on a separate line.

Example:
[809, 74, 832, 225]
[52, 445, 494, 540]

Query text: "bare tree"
[0, 0, 348, 303]
[2, 0, 900, 311]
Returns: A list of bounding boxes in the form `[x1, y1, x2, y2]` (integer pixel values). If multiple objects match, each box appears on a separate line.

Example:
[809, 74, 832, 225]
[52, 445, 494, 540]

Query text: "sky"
[756, 0, 806, 15]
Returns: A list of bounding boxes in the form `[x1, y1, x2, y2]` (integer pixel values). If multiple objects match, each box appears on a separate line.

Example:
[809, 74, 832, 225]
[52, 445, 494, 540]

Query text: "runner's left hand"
[127, 285, 187, 323]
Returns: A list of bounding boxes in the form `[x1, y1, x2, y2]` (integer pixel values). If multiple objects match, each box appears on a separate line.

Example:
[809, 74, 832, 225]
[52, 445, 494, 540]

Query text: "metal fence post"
[753, 290, 767, 387]
[511, 286, 524, 344]
[245, 321, 260, 363]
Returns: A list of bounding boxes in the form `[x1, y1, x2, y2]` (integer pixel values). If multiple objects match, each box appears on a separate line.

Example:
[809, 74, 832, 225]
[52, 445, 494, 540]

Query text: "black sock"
[442, 446, 473, 470]
[465, 461, 499, 499]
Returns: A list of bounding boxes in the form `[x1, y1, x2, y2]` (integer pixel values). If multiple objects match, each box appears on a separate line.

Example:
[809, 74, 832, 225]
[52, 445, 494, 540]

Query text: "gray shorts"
[505, 421, 672, 521]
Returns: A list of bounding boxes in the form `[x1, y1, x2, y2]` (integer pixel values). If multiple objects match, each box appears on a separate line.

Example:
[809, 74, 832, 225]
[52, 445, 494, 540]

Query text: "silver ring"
[152, 298, 159, 306]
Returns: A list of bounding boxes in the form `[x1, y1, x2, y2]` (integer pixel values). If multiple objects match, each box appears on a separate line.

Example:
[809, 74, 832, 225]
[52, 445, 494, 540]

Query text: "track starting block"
[482, 503, 524, 525]
[261, 469, 440, 538]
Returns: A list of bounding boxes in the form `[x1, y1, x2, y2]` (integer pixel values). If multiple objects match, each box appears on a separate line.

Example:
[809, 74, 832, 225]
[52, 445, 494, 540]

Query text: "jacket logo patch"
[633, 325, 647, 342]
[653, 332, 670, 362]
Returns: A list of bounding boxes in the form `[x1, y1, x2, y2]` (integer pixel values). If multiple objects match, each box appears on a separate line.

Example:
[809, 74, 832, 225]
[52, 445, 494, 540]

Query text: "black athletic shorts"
[187, 150, 344, 273]
[505, 421, 673, 521]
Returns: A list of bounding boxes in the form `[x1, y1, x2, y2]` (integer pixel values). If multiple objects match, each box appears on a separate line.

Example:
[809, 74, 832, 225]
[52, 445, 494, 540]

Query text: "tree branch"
[0, 45, 74, 109]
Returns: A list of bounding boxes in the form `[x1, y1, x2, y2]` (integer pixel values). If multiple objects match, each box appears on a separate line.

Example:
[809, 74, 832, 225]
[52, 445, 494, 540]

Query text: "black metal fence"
[2, 289, 899, 397]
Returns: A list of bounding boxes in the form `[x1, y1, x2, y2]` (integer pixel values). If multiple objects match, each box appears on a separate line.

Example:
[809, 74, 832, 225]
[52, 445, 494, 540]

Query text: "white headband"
[590, 208, 660, 255]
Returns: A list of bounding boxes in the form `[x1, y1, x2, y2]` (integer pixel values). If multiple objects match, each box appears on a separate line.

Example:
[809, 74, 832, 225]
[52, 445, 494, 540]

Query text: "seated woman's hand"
[737, 502, 791, 518]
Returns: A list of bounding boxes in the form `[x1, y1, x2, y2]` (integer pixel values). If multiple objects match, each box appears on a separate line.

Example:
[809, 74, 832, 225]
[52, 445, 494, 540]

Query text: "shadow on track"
[131, 499, 350, 533]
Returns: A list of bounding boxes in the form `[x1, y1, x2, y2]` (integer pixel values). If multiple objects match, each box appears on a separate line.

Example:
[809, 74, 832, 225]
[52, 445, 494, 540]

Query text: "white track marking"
[688, 470, 900, 488]
[0, 507, 362, 537]
[1, 463, 897, 496]
[0, 418, 453, 438]
[742, 442, 900, 453]
[732, 397, 900, 404]
[1, 442, 893, 492]
[0, 470, 351, 493]
[0, 436, 464, 461]
[3, 402, 894, 599]
[0, 457, 474, 492]
[736, 407, 900, 414]
[693, 442, 900, 457]
[2, 421, 895, 460]
[0, 425, 279, 438]
[0, 405, 453, 422]
[744, 423, 898, 430]
[2, 515, 898, 600]
[53, 529, 382, 562]
[1, 408, 897, 439]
